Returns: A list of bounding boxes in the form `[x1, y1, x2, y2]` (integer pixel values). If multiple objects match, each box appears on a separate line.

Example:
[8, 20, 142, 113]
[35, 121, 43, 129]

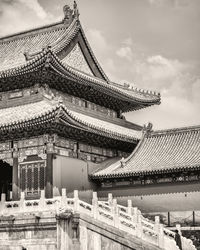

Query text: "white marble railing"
[0, 190, 196, 250]
[99, 195, 196, 250]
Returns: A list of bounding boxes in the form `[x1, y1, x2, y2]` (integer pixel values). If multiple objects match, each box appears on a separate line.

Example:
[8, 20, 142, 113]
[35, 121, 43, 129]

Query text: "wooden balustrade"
[0, 190, 197, 250]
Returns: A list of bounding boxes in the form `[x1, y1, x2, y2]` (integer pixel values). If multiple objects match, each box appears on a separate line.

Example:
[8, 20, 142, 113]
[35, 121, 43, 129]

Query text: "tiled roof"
[92, 126, 200, 178]
[62, 43, 94, 76]
[0, 8, 160, 110]
[0, 49, 160, 108]
[0, 18, 79, 72]
[0, 99, 142, 142]
[0, 99, 56, 127]
[67, 110, 142, 140]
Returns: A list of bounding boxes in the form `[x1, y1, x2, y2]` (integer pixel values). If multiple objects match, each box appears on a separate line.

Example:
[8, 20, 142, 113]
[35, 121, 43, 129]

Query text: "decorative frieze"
[157, 177, 173, 183]
[54, 137, 125, 163]
[0, 151, 12, 159]
[0, 86, 41, 107]
[18, 146, 46, 163]
[9, 91, 23, 99]
[17, 136, 44, 148]
[0, 142, 11, 151]
[100, 172, 200, 188]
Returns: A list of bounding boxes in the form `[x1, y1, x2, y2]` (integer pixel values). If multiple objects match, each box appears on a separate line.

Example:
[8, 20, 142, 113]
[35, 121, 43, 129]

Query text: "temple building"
[0, 3, 160, 202]
[0, 2, 199, 218]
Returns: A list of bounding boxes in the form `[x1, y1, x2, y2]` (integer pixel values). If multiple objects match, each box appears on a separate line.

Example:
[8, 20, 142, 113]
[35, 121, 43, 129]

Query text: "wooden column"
[45, 152, 53, 198]
[12, 157, 19, 200]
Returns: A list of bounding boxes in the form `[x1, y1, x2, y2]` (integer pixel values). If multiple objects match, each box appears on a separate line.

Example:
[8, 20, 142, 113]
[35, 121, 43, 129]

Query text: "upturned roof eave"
[0, 101, 141, 143]
[91, 125, 200, 180]
[0, 49, 160, 109]
[90, 165, 200, 180]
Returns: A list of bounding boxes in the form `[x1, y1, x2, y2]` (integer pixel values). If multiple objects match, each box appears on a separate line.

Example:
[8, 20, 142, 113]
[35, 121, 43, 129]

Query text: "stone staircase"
[0, 190, 196, 250]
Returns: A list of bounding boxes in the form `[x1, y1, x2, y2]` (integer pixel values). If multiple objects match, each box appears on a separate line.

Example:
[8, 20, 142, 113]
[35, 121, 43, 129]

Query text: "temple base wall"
[0, 212, 57, 250]
[0, 212, 160, 250]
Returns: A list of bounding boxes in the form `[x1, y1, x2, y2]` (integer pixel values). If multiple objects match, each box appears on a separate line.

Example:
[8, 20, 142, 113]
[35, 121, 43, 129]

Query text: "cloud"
[126, 54, 200, 129]
[0, 0, 55, 36]
[148, 0, 193, 8]
[86, 28, 119, 80]
[116, 46, 133, 62]
[87, 29, 107, 52]
[133, 55, 191, 92]
[122, 37, 133, 46]
[19, 0, 47, 19]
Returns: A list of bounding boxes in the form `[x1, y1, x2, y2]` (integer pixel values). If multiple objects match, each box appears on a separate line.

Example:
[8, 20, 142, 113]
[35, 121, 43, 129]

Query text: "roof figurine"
[63, 1, 79, 25]
[143, 122, 153, 135]
[63, 5, 73, 25]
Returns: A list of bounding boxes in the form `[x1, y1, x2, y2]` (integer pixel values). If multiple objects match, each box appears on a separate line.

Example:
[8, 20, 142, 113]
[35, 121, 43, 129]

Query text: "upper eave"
[0, 48, 160, 112]
[91, 125, 200, 179]
[0, 15, 108, 82]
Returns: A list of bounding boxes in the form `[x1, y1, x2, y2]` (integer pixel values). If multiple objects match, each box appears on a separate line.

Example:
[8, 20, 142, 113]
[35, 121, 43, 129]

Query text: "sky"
[0, 0, 199, 130]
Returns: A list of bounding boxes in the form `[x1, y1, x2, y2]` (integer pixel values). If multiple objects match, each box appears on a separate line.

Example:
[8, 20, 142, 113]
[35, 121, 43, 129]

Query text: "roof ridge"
[0, 21, 66, 44]
[79, 24, 109, 82]
[151, 124, 200, 136]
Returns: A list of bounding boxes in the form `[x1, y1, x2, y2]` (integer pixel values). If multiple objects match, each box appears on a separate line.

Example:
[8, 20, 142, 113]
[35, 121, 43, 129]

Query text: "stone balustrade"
[99, 195, 197, 250]
[0, 190, 197, 250]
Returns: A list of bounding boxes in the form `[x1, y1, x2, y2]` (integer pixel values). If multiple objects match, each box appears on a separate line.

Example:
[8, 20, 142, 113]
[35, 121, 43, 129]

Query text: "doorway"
[0, 160, 12, 201]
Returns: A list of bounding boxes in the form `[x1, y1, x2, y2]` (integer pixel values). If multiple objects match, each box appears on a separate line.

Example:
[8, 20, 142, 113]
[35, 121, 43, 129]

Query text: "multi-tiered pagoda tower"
[0, 3, 160, 201]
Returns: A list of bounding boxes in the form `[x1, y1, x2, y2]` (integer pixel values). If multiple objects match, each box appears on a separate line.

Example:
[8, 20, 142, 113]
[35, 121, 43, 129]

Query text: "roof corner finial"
[143, 122, 153, 135]
[73, 1, 79, 18]
[63, 4, 73, 25]
[120, 157, 126, 168]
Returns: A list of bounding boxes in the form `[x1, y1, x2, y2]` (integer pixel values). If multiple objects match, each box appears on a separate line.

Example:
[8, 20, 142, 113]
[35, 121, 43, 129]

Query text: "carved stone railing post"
[154, 216, 160, 246]
[20, 192, 25, 211]
[0, 193, 6, 212]
[127, 200, 132, 215]
[136, 211, 143, 238]
[154, 215, 160, 232]
[154, 216, 163, 248]
[92, 192, 99, 220]
[133, 207, 138, 223]
[158, 224, 164, 248]
[74, 190, 79, 212]
[39, 190, 46, 210]
[61, 188, 67, 206]
[176, 224, 181, 235]
[108, 193, 113, 206]
[10, 191, 12, 201]
[113, 199, 119, 228]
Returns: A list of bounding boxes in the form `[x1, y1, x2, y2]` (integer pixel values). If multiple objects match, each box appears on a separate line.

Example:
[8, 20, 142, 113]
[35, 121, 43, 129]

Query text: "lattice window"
[20, 161, 46, 197]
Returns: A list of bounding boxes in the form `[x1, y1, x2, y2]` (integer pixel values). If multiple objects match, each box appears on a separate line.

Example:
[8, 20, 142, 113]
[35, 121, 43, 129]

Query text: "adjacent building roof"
[0, 3, 160, 112]
[91, 126, 200, 179]
[0, 98, 142, 143]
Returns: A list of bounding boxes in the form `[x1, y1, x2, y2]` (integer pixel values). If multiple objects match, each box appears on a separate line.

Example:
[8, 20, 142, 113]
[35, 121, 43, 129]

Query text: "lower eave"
[0, 115, 137, 152]
[90, 165, 200, 181]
